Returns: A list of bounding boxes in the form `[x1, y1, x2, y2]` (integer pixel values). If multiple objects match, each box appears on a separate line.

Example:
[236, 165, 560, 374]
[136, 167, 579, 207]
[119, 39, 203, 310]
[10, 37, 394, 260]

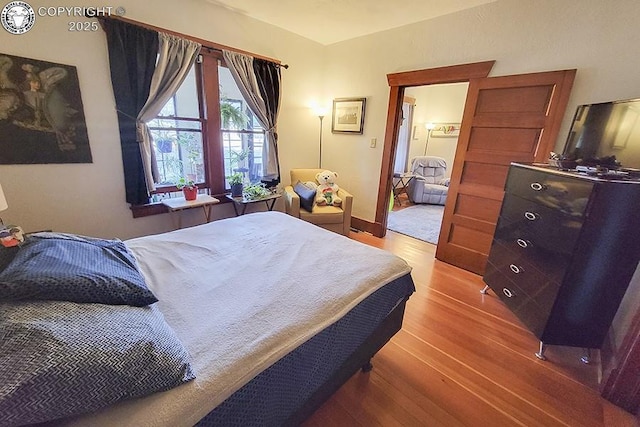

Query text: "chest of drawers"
[483, 163, 640, 359]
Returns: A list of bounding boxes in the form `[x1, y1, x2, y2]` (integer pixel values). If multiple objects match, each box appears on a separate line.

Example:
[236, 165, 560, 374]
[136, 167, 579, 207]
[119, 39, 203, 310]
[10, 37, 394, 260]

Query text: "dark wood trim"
[601, 307, 640, 414]
[200, 52, 226, 196]
[374, 85, 404, 237]
[350, 216, 378, 235]
[533, 69, 576, 162]
[102, 15, 283, 65]
[387, 61, 495, 88]
[130, 202, 169, 218]
[374, 61, 495, 237]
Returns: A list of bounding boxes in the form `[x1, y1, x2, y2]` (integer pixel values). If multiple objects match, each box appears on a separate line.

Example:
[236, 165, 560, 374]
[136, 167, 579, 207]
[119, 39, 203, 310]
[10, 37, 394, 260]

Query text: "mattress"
[62, 211, 412, 426]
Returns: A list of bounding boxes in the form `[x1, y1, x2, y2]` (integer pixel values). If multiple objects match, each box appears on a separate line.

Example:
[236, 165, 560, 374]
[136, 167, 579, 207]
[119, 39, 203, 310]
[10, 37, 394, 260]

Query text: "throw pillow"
[0, 232, 158, 307]
[293, 181, 316, 213]
[0, 300, 195, 425]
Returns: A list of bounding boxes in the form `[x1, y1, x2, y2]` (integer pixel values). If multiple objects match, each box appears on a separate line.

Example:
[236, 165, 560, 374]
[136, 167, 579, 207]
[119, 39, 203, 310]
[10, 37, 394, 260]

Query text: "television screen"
[562, 98, 640, 171]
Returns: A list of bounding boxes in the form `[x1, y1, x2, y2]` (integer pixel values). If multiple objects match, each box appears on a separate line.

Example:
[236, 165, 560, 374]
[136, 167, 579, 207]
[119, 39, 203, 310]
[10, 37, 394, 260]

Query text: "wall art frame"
[331, 97, 366, 134]
[0, 52, 92, 164]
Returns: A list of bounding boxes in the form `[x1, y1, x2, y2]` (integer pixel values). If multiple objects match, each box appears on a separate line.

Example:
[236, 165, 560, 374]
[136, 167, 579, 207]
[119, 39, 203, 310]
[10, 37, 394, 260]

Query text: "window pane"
[219, 66, 265, 185]
[150, 67, 203, 188]
[172, 67, 199, 119]
[150, 119, 204, 186]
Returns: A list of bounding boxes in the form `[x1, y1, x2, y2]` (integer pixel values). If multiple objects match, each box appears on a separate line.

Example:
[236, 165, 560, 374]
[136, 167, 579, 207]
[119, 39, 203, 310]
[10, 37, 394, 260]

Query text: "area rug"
[387, 204, 444, 244]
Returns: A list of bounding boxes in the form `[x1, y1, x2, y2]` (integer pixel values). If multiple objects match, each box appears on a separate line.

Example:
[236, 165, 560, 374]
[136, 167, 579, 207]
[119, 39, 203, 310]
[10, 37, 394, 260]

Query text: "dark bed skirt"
[197, 273, 415, 427]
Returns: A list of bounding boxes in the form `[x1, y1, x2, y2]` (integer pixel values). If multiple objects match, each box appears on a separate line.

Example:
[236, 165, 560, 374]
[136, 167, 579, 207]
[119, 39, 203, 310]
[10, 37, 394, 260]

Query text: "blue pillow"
[293, 181, 316, 212]
[0, 300, 195, 425]
[0, 233, 157, 307]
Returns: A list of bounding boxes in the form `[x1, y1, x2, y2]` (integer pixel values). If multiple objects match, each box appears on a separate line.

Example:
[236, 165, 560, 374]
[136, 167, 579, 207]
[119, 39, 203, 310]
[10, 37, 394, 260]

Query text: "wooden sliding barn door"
[435, 70, 576, 275]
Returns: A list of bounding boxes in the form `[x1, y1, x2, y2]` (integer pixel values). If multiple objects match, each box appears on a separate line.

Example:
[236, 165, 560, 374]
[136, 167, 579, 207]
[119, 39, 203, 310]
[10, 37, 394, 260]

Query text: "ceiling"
[205, 0, 497, 45]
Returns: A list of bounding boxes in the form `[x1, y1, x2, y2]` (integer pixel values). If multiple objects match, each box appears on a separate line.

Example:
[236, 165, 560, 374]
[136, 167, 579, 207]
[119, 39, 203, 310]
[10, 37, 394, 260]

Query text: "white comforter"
[65, 211, 411, 426]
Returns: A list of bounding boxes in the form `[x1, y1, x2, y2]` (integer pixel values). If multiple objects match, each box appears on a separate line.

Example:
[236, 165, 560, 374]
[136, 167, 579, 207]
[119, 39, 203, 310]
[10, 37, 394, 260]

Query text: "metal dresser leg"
[535, 341, 547, 361]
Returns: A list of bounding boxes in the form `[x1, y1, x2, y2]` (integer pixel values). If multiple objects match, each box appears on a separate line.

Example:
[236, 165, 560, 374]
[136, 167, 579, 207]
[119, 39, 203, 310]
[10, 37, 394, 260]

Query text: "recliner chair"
[407, 156, 449, 205]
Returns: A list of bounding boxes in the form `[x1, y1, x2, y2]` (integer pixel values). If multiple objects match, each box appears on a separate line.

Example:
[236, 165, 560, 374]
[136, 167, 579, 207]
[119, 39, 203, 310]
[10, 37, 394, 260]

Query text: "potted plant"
[156, 137, 173, 154]
[227, 172, 244, 197]
[176, 177, 198, 201]
[242, 182, 271, 200]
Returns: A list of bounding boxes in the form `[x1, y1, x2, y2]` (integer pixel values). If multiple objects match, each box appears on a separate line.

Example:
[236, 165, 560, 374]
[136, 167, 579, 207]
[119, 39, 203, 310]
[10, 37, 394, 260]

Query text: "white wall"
[405, 83, 468, 177]
[3, 0, 640, 238]
[322, 0, 640, 221]
[0, 0, 324, 239]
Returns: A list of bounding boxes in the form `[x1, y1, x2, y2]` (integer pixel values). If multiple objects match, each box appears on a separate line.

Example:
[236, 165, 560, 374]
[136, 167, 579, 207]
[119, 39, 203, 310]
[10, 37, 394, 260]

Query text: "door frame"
[372, 61, 495, 238]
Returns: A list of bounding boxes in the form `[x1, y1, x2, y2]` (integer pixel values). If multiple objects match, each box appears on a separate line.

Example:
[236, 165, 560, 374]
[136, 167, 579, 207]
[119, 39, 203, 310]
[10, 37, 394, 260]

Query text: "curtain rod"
[99, 15, 289, 69]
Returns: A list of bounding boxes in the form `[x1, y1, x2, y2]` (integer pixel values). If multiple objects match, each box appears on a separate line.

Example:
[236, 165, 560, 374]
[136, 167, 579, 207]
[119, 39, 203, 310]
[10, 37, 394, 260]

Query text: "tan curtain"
[222, 50, 281, 182]
[138, 33, 201, 191]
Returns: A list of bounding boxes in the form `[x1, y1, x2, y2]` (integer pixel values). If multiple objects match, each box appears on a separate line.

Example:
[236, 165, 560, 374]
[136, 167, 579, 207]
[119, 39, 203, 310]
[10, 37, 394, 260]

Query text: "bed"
[0, 211, 414, 426]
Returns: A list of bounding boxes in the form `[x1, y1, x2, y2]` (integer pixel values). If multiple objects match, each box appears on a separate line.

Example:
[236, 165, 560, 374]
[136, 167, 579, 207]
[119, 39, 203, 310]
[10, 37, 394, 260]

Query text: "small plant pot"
[183, 186, 198, 201]
[230, 183, 243, 198]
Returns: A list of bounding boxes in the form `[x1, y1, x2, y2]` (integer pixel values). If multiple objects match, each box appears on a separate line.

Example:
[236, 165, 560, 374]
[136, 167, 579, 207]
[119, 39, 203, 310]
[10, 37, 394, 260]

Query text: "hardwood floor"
[302, 230, 638, 427]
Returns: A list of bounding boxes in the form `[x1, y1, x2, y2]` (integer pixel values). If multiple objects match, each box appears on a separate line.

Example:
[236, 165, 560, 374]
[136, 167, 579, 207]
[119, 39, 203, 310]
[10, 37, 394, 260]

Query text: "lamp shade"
[0, 184, 7, 212]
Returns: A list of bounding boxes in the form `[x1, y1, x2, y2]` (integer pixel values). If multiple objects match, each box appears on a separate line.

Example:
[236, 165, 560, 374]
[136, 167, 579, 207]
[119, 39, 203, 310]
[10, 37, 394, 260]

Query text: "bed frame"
[285, 296, 409, 426]
[196, 289, 411, 426]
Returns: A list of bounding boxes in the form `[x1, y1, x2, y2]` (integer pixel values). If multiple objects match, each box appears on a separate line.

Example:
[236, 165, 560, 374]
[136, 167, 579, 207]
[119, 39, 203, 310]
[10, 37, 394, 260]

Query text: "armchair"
[284, 169, 353, 236]
[407, 156, 449, 205]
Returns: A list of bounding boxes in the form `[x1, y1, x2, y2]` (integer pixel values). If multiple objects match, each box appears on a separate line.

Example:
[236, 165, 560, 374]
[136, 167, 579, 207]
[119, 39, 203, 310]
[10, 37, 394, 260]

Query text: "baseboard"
[351, 216, 377, 234]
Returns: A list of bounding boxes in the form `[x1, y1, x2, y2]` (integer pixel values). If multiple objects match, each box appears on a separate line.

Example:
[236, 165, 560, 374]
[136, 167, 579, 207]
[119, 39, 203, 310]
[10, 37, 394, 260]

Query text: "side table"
[226, 193, 282, 216]
[162, 194, 220, 228]
[392, 173, 416, 205]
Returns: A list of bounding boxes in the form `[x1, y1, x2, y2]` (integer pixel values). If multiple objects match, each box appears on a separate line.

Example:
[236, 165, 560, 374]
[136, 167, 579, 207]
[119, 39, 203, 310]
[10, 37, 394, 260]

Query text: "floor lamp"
[318, 114, 324, 168]
[423, 122, 436, 155]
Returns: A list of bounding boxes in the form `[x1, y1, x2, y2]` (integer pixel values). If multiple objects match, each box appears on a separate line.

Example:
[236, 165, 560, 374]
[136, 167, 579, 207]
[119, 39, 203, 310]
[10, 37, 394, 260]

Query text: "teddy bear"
[315, 170, 342, 206]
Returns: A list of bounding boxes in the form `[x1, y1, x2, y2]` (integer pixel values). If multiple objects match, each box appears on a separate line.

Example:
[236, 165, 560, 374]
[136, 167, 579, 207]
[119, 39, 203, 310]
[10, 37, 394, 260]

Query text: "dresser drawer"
[487, 239, 562, 299]
[492, 222, 571, 282]
[483, 261, 530, 311]
[483, 262, 549, 336]
[505, 166, 593, 218]
[498, 194, 583, 255]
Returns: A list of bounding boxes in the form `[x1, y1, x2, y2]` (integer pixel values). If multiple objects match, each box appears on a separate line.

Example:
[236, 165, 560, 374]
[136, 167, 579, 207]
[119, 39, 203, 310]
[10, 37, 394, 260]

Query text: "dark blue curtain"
[100, 19, 158, 205]
[253, 59, 281, 186]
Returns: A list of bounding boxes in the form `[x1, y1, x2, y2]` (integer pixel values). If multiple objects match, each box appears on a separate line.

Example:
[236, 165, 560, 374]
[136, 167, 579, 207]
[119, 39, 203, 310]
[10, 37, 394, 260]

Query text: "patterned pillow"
[293, 181, 316, 212]
[0, 232, 157, 306]
[0, 300, 195, 426]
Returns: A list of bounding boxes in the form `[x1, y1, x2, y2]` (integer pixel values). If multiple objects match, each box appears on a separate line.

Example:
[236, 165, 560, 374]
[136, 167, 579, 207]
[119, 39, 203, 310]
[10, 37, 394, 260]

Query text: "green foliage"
[175, 177, 196, 190]
[220, 100, 249, 130]
[242, 182, 271, 200]
[227, 172, 244, 185]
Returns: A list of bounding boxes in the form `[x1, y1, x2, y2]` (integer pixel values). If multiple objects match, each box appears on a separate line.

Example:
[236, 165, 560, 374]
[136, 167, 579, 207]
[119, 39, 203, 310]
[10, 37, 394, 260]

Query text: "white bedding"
[64, 211, 411, 426]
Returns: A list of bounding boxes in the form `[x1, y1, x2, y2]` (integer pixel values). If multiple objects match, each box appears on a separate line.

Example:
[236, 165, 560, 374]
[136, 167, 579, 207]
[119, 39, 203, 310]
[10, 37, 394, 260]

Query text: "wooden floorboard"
[301, 229, 638, 427]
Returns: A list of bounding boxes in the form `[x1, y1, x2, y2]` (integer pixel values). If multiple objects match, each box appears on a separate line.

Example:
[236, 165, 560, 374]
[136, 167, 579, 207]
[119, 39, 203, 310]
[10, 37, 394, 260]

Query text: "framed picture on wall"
[0, 52, 92, 164]
[431, 123, 461, 138]
[331, 97, 366, 134]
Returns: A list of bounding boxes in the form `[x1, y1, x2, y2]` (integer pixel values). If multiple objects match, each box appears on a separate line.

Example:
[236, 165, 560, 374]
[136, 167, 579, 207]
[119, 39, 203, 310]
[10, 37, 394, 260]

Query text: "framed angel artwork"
[0, 53, 92, 164]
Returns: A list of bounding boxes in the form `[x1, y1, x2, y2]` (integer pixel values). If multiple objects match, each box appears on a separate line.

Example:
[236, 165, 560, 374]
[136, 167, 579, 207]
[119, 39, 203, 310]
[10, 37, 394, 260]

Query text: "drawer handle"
[502, 288, 514, 298]
[530, 182, 545, 191]
[516, 238, 529, 248]
[509, 264, 522, 274]
[524, 211, 538, 221]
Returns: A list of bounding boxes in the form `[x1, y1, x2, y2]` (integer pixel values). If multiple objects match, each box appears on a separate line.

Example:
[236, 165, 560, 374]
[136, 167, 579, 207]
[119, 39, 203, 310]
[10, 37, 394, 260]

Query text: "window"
[148, 50, 265, 199]
[219, 66, 265, 187]
[148, 67, 204, 187]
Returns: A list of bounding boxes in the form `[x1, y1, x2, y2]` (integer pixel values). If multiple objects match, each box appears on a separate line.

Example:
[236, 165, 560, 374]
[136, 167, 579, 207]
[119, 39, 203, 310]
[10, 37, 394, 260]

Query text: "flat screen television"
[562, 98, 640, 172]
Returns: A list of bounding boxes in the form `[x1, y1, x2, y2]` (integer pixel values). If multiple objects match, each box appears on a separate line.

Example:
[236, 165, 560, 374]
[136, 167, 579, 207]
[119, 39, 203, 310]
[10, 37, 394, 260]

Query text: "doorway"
[372, 61, 495, 240]
[388, 83, 468, 245]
